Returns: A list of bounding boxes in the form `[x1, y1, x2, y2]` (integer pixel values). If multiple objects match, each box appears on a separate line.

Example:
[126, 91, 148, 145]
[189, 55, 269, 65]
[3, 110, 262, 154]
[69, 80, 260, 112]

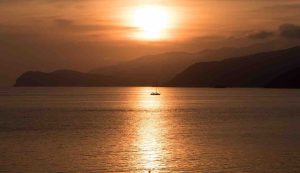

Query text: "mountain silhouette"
[15, 70, 125, 87]
[265, 67, 300, 88]
[167, 46, 300, 88]
[90, 43, 288, 85]
[15, 46, 300, 88]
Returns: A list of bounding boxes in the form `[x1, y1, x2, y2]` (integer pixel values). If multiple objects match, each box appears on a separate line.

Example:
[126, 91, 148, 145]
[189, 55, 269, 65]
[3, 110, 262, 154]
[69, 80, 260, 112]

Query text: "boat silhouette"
[151, 81, 161, 95]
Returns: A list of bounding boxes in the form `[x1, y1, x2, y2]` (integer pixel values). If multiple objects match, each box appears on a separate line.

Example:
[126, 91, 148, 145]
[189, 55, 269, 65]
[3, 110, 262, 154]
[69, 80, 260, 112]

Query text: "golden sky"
[1, 0, 299, 42]
[0, 0, 300, 85]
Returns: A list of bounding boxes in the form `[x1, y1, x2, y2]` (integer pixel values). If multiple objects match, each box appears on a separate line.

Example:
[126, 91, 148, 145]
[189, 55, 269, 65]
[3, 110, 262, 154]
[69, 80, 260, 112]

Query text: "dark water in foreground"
[0, 87, 300, 173]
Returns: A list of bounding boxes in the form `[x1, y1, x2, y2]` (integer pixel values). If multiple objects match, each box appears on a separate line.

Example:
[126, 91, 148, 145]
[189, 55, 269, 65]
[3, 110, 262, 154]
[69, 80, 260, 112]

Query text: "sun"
[132, 5, 171, 40]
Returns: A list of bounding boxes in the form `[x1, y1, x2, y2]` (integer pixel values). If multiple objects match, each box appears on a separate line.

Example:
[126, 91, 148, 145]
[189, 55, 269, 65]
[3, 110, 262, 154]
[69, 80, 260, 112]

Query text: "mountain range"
[15, 70, 125, 87]
[90, 43, 290, 85]
[15, 46, 300, 88]
[168, 46, 300, 88]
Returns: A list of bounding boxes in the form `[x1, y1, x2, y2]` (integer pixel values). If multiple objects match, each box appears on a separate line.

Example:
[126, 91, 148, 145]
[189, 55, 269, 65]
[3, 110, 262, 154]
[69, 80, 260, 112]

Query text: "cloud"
[53, 18, 137, 33]
[264, 3, 300, 11]
[279, 23, 300, 39]
[247, 31, 275, 40]
[245, 24, 300, 40]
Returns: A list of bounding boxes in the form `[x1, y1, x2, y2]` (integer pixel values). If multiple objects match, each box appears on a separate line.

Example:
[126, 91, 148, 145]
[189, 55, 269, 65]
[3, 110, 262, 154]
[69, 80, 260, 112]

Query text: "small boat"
[150, 91, 161, 95]
[150, 82, 161, 95]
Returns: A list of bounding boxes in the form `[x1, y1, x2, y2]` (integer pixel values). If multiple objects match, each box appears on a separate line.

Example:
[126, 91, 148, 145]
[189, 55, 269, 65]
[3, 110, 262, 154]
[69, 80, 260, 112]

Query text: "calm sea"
[0, 87, 300, 173]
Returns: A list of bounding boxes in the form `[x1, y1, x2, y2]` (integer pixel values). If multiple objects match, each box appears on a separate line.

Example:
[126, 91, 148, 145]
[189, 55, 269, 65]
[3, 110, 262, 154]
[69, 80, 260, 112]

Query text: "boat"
[150, 82, 161, 95]
[150, 91, 161, 95]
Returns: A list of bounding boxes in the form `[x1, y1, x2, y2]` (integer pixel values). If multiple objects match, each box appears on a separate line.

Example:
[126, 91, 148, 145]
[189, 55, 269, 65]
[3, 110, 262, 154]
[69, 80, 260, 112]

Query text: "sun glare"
[132, 5, 171, 40]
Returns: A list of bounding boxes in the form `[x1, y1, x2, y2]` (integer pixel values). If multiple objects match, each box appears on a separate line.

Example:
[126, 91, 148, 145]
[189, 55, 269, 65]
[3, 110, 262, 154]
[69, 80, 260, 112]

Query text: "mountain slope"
[15, 70, 125, 87]
[167, 46, 300, 87]
[90, 44, 288, 85]
[91, 52, 197, 85]
[265, 68, 300, 88]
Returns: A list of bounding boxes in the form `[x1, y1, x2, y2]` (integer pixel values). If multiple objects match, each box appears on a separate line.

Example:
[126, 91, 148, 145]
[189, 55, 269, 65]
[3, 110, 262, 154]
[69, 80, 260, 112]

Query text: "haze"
[1, 0, 300, 86]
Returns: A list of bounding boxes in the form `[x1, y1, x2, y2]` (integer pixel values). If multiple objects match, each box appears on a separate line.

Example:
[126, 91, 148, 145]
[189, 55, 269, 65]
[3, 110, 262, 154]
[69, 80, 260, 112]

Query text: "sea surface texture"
[0, 87, 300, 173]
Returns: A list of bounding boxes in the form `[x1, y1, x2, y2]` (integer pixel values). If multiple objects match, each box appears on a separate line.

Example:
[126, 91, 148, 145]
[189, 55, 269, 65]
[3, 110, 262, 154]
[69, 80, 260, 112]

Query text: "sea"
[0, 87, 300, 173]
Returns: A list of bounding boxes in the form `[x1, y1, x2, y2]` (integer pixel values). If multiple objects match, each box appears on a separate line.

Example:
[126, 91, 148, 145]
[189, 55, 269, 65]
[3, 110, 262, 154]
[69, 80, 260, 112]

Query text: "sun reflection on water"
[137, 88, 163, 110]
[135, 88, 166, 172]
[138, 118, 162, 171]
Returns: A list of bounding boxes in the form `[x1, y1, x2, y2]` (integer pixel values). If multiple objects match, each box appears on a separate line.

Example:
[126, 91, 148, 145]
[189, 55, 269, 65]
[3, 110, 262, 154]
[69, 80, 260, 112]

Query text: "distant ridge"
[15, 46, 300, 88]
[167, 46, 300, 88]
[15, 70, 125, 87]
[90, 43, 289, 85]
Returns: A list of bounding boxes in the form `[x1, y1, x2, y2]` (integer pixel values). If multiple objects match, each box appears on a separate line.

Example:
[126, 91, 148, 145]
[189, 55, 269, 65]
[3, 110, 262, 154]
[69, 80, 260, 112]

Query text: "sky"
[1, 0, 300, 85]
